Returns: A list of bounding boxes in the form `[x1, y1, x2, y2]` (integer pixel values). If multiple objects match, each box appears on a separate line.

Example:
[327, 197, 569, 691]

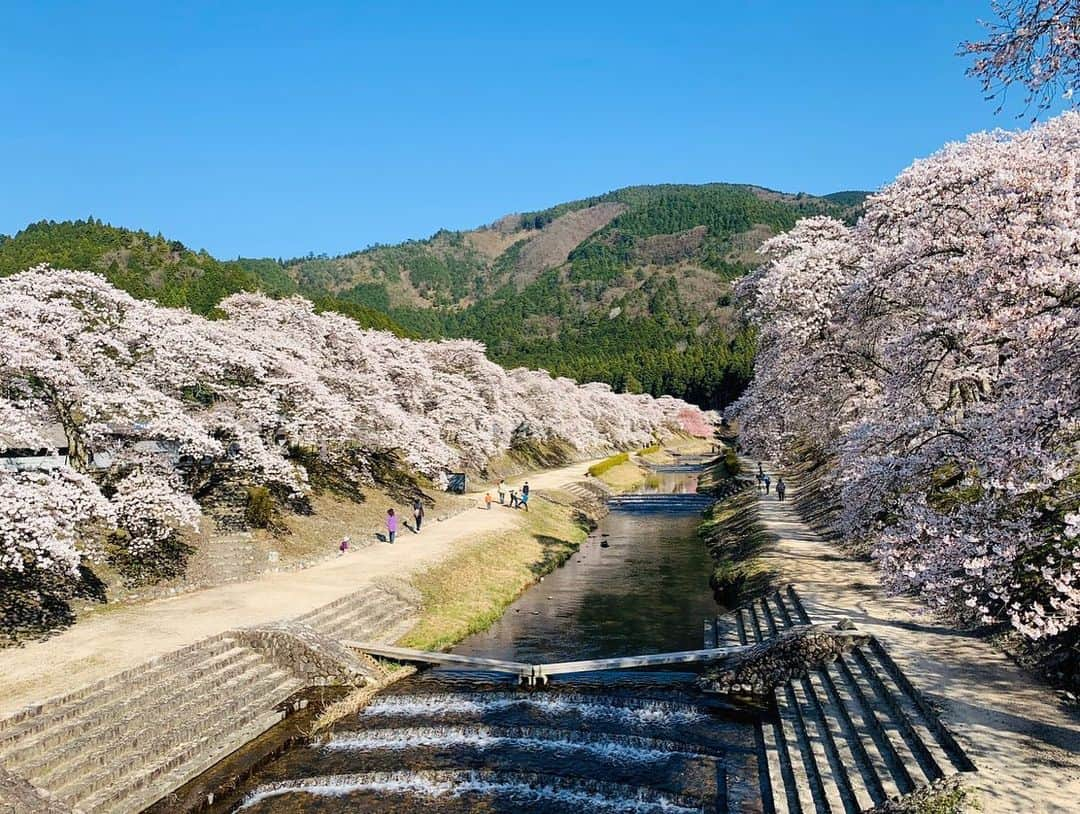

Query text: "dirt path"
[0, 458, 604, 717]
[751, 467, 1080, 814]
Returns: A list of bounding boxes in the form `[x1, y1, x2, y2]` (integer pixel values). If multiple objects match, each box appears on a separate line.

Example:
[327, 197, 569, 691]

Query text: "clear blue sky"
[0, 1, 1061, 258]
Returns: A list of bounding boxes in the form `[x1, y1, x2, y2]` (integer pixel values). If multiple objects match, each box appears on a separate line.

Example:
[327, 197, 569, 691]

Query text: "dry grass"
[399, 493, 591, 652]
[514, 203, 626, 284]
[266, 488, 472, 563]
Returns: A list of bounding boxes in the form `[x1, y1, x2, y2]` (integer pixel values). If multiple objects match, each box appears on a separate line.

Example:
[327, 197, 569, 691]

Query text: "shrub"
[245, 486, 274, 528]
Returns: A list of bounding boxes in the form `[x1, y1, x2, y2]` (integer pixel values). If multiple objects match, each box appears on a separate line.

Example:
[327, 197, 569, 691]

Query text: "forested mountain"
[0, 184, 866, 407]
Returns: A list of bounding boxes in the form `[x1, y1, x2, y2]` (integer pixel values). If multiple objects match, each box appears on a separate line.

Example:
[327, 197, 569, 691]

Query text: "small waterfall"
[322, 724, 714, 763]
[237, 770, 708, 813]
[361, 692, 709, 727]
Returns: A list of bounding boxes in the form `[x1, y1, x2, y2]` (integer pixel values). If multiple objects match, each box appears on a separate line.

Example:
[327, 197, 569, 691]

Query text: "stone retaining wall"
[233, 622, 380, 687]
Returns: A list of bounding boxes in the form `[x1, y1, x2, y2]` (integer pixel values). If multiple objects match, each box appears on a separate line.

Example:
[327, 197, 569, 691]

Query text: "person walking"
[509, 489, 519, 509]
[386, 508, 398, 544]
[411, 498, 424, 533]
[763, 474, 771, 495]
[522, 481, 530, 501]
[484, 492, 493, 510]
[776, 478, 786, 502]
[338, 535, 350, 555]
[497, 479, 506, 505]
[520, 489, 530, 512]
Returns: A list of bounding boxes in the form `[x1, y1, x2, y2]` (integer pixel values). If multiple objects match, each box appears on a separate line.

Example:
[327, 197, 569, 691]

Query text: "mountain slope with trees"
[0, 183, 867, 408]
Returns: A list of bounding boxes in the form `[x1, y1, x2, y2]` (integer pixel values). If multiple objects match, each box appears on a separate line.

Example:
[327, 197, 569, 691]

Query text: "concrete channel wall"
[0, 585, 418, 814]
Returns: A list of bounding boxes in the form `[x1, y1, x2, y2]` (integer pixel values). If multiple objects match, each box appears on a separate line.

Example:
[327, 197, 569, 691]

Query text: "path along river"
[231, 466, 766, 813]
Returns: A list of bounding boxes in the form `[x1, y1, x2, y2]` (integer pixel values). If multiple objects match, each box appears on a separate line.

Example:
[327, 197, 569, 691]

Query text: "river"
[230, 467, 765, 813]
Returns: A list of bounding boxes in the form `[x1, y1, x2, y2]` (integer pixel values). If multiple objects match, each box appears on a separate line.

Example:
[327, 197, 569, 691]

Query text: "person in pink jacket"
[386, 508, 398, 544]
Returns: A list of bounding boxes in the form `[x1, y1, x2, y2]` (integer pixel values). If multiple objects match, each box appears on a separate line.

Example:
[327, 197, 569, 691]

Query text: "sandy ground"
[751, 466, 1080, 814]
[0, 458, 604, 717]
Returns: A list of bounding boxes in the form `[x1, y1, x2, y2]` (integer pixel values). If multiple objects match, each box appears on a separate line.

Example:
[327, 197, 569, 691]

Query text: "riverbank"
[0, 456, 610, 718]
[748, 462, 1080, 814]
[399, 486, 602, 652]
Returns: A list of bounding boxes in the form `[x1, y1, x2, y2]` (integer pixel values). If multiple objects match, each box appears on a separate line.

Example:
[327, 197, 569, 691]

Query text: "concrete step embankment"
[716, 587, 975, 813]
[0, 584, 418, 813]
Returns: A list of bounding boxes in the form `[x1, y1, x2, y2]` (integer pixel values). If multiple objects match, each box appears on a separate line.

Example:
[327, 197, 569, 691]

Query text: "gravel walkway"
[751, 466, 1080, 813]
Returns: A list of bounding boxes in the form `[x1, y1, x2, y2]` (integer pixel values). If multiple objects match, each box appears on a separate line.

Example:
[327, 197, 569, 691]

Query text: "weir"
[344, 641, 755, 685]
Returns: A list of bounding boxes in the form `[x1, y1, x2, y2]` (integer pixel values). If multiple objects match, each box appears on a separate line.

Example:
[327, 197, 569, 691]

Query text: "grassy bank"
[399, 492, 597, 651]
[699, 489, 775, 607]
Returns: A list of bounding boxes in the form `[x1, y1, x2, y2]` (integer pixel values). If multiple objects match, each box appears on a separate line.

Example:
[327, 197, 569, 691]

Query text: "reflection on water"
[452, 507, 713, 668]
[230, 471, 765, 813]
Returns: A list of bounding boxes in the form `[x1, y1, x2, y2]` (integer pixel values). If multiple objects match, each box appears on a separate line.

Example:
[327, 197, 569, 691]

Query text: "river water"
[233, 468, 765, 813]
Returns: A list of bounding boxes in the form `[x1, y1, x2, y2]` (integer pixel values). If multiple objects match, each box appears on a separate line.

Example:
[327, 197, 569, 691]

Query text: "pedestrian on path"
[520, 490, 529, 512]
[338, 535, 350, 555]
[509, 488, 519, 508]
[412, 498, 424, 533]
[497, 479, 506, 504]
[763, 474, 771, 494]
[522, 481, 530, 500]
[776, 478, 786, 502]
[485, 492, 493, 509]
[386, 508, 398, 544]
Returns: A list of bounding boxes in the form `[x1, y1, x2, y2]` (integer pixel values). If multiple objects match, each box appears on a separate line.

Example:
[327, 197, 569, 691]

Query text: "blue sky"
[0, 1, 1064, 258]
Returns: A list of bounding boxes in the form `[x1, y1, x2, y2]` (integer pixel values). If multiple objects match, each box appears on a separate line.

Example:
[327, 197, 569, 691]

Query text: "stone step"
[838, 651, 923, 796]
[864, 638, 974, 774]
[75, 672, 301, 814]
[28, 652, 276, 791]
[379, 615, 418, 645]
[849, 648, 945, 786]
[297, 590, 385, 629]
[776, 682, 823, 813]
[0, 635, 237, 746]
[112, 707, 288, 814]
[725, 587, 973, 813]
[304, 600, 398, 640]
[822, 658, 905, 804]
[335, 603, 414, 642]
[0, 644, 256, 769]
[307, 592, 397, 628]
[302, 591, 413, 640]
[790, 675, 861, 813]
[805, 668, 886, 811]
[55, 664, 297, 810]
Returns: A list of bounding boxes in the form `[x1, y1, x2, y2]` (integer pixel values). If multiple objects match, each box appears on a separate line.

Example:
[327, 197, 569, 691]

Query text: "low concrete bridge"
[344, 641, 752, 686]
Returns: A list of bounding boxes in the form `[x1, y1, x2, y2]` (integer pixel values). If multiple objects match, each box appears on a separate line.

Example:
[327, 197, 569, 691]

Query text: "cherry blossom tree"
[962, 0, 1080, 114]
[0, 266, 711, 635]
[735, 112, 1080, 643]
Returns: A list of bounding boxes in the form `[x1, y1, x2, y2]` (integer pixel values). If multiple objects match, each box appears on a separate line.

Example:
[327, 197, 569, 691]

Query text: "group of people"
[337, 497, 426, 554]
[338, 480, 536, 555]
[487, 479, 529, 511]
[756, 462, 786, 502]
[383, 497, 426, 543]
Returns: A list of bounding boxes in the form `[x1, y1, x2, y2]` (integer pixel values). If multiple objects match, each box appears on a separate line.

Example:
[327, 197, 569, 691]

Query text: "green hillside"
[0, 220, 406, 334]
[0, 184, 868, 408]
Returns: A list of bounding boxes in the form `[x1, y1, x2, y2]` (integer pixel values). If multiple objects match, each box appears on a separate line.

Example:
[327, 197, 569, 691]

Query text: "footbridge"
[344, 641, 751, 686]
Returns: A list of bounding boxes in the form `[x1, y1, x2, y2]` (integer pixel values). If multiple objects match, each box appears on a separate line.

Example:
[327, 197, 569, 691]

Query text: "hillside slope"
[297, 183, 863, 406]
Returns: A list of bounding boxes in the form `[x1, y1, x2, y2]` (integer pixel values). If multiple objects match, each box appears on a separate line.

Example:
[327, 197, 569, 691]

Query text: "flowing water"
[233, 467, 765, 813]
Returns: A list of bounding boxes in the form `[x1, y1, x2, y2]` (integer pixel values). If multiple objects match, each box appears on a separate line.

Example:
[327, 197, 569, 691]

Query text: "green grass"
[699, 490, 776, 606]
[587, 452, 630, 477]
[400, 496, 592, 651]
